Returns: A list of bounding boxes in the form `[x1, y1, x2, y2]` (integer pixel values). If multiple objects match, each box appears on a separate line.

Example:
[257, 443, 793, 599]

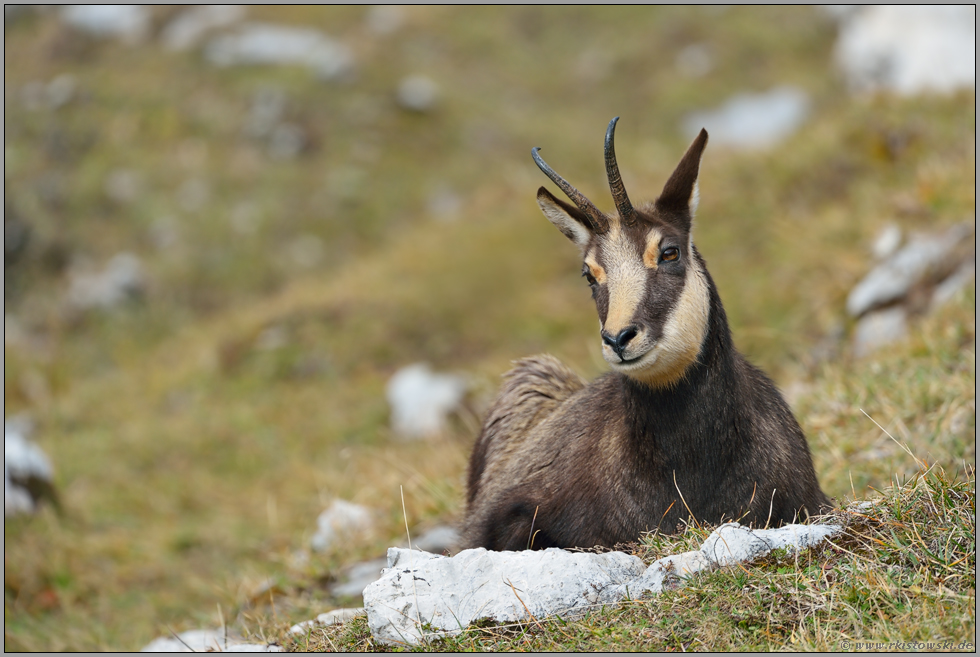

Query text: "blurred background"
[4, 5, 975, 651]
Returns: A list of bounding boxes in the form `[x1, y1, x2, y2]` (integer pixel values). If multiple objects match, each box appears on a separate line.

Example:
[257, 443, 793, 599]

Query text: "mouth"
[604, 343, 655, 369]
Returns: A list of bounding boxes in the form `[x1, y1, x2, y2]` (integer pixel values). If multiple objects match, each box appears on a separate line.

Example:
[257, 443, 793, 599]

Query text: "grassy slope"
[3, 6, 975, 651]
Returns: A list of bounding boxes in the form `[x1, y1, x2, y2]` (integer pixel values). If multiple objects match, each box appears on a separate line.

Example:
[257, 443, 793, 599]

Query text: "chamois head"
[533, 119, 711, 388]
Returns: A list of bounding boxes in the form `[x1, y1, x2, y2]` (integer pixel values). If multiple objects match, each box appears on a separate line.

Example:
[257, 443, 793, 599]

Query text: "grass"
[300, 464, 976, 651]
[276, 465, 976, 652]
[4, 6, 975, 652]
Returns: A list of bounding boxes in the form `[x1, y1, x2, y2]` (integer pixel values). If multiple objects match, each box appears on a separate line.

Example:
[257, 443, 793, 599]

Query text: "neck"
[620, 267, 738, 454]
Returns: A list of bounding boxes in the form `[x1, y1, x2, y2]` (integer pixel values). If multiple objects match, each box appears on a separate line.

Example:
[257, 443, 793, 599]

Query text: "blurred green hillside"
[4, 6, 974, 651]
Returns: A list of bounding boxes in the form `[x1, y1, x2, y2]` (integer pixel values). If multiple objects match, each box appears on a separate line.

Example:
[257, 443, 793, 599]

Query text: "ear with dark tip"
[536, 187, 593, 248]
[655, 128, 709, 224]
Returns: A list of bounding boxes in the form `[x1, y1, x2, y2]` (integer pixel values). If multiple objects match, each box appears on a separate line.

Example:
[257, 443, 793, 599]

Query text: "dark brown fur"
[462, 122, 830, 551]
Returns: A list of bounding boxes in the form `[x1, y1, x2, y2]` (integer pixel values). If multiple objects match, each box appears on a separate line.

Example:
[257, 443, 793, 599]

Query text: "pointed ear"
[655, 128, 708, 223]
[536, 187, 593, 248]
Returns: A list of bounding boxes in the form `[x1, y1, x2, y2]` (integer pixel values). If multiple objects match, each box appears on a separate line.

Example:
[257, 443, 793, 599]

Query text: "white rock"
[699, 522, 841, 567]
[846, 223, 973, 317]
[682, 86, 810, 150]
[141, 628, 281, 652]
[852, 307, 908, 358]
[626, 550, 711, 597]
[835, 6, 976, 95]
[930, 260, 976, 311]
[311, 499, 374, 553]
[396, 75, 439, 113]
[67, 252, 146, 311]
[330, 557, 388, 599]
[289, 608, 365, 635]
[204, 23, 354, 81]
[870, 223, 902, 260]
[61, 5, 149, 44]
[5, 419, 51, 482]
[364, 521, 842, 645]
[386, 363, 467, 439]
[365, 546, 646, 646]
[5, 418, 56, 516]
[161, 5, 246, 52]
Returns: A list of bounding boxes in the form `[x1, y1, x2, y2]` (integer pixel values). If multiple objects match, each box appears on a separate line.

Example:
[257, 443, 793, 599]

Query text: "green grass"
[4, 6, 975, 651]
[274, 465, 975, 652]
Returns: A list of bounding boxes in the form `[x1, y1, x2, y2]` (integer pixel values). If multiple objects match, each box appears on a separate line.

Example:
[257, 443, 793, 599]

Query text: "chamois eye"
[582, 267, 597, 286]
[661, 247, 679, 262]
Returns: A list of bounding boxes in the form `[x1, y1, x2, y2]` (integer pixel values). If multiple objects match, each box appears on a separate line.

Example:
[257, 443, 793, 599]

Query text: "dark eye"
[661, 247, 679, 262]
[582, 267, 597, 286]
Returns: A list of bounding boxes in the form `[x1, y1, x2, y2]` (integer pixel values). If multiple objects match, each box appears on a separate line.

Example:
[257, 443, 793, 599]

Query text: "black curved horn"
[532, 147, 609, 234]
[604, 117, 636, 226]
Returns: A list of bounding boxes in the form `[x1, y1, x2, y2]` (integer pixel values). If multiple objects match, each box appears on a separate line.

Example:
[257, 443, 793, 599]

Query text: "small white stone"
[682, 86, 810, 150]
[311, 500, 374, 553]
[699, 522, 841, 567]
[834, 5, 976, 96]
[847, 222, 973, 317]
[289, 607, 365, 635]
[364, 547, 645, 646]
[330, 557, 388, 599]
[870, 224, 902, 260]
[396, 75, 439, 113]
[386, 363, 467, 439]
[852, 307, 908, 358]
[141, 629, 280, 652]
[930, 260, 975, 311]
[161, 5, 246, 52]
[204, 22, 354, 80]
[67, 252, 146, 311]
[61, 5, 150, 44]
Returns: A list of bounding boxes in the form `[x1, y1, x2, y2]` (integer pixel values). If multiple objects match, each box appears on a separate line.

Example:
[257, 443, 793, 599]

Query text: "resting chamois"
[462, 118, 829, 551]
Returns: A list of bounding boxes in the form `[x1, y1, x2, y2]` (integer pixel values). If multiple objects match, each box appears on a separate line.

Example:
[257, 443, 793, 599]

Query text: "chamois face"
[534, 122, 711, 388]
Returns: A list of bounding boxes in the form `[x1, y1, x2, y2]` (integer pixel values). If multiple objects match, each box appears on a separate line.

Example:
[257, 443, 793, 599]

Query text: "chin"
[605, 345, 659, 373]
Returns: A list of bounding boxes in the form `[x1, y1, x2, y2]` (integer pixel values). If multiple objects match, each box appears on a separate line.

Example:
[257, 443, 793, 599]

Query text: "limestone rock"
[852, 307, 908, 358]
[161, 5, 245, 52]
[4, 418, 58, 516]
[311, 499, 374, 553]
[330, 557, 387, 599]
[66, 252, 146, 312]
[386, 363, 467, 439]
[141, 628, 282, 652]
[288, 608, 364, 635]
[396, 75, 439, 113]
[682, 86, 810, 150]
[834, 6, 976, 96]
[626, 550, 711, 597]
[699, 522, 841, 567]
[364, 547, 646, 645]
[364, 521, 842, 646]
[61, 5, 149, 44]
[205, 23, 354, 81]
[846, 222, 973, 317]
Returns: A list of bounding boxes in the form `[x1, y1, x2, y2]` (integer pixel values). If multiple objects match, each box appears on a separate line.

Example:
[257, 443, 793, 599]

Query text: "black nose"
[602, 326, 639, 358]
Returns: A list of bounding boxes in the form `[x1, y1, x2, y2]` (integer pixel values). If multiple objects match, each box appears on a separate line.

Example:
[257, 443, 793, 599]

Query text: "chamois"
[462, 118, 830, 551]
